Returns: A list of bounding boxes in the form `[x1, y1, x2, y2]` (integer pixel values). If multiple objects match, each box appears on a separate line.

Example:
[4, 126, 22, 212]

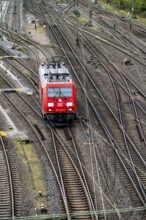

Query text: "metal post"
[131, 0, 136, 18]
[131, 0, 134, 18]
[76, 0, 79, 46]
[88, 0, 92, 26]
[0, 0, 2, 40]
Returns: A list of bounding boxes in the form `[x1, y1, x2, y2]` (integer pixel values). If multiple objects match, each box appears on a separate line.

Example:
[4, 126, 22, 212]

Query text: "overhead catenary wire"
[81, 36, 100, 220]
[35, 44, 146, 211]
[3, 1, 146, 215]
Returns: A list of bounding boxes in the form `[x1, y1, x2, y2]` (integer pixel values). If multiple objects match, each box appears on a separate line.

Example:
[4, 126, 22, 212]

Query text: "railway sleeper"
[0, 204, 11, 207]
[0, 214, 12, 217]
[0, 203, 11, 206]
[66, 184, 84, 186]
[63, 179, 82, 182]
[0, 199, 11, 202]
[66, 188, 86, 191]
[0, 190, 10, 194]
[0, 186, 10, 190]
[0, 178, 9, 182]
[71, 207, 90, 211]
[63, 179, 82, 183]
[0, 194, 11, 197]
[67, 194, 87, 198]
[0, 168, 9, 171]
[68, 195, 87, 198]
[0, 179, 10, 182]
[66, 189, 85, 193]
[0, 209, 11, 212]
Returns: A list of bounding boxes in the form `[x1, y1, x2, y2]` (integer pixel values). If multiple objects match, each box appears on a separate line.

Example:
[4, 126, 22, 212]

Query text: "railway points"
[0, 0, 146, 219]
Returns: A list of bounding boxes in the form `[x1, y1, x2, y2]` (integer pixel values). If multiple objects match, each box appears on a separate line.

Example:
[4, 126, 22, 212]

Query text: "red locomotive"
[39, 59, 77, 126]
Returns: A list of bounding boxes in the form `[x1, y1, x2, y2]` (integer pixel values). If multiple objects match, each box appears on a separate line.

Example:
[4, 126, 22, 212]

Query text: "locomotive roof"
[40, 61, 72, 82]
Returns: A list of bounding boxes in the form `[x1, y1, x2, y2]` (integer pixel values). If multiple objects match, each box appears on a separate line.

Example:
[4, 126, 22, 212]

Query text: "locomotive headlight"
[66, 102, 73, 107]
[67, 108, 72, 111]
[48, 103, 54, 107]
[48, 103, 54, 112]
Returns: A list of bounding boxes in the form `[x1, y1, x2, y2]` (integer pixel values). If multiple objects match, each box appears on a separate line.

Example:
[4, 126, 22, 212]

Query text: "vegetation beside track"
[16, 140, 48, 209]
[89, 0, 146, 25]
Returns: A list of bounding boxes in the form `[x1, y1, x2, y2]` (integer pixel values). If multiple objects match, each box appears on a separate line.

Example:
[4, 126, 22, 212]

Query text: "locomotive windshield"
[48, 87, 72, 97]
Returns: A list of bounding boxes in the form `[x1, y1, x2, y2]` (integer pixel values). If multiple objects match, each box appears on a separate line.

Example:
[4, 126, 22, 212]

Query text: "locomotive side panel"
[38, 65, 47, 117]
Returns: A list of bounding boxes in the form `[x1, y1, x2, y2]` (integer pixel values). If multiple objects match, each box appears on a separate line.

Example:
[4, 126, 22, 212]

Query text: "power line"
[0, 206, 145, 219]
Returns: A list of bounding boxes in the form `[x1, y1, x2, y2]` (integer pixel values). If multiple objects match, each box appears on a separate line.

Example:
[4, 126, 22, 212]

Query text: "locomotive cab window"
[48, 88, 59, 97]
[48, 87, 72, 97]
[60, 87, 72, 97]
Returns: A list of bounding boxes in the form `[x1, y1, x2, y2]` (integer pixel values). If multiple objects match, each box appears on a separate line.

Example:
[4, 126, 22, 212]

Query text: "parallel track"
[0, 135, 15, 219]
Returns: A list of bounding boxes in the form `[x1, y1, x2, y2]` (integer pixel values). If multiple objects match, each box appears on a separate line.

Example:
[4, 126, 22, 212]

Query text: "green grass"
[16, 141, 49, 208]
[71, 11, 88, 23]
[97, 0, 146, 25]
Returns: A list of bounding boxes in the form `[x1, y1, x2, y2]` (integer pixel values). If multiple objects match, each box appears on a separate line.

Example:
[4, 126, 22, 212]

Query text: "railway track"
[0, 69, 98, 219]
[1, 0, 146, 219]
[51, 129, 96, 219]
[0, 40, 106, 219]
[64, 2, 146, 60]
[43, 0, 146, 210]
[74, 18, 146, 206]
[0, 136, 16, 219]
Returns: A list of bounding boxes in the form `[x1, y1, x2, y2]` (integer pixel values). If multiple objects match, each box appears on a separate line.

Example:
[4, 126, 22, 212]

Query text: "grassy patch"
[71, 11, 88, 23]
[79, 13, 88, 23]
[16, 141, 48, 208]
[97, 0, 146, 25]
[37, 26, 47, 34]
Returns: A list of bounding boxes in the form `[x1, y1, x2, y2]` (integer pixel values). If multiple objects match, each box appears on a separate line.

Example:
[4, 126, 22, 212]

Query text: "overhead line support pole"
[0, 0, 2, 40]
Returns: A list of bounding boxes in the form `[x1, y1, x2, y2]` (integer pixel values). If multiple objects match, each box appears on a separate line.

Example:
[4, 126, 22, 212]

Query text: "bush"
[139, 11, 146, 17]
[102, 0, 146, 14]
[73, 10, 80, 17]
